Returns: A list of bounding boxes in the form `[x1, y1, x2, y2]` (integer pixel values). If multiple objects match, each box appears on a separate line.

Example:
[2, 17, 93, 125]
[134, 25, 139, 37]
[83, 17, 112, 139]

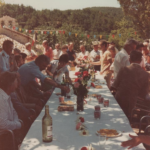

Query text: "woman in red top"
[42, 40, 53, 61]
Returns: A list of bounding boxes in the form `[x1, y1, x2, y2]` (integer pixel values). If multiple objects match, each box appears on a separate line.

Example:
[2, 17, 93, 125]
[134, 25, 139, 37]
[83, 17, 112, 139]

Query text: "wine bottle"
[61, 75, 66, 97]
[42, 105, 53, 142]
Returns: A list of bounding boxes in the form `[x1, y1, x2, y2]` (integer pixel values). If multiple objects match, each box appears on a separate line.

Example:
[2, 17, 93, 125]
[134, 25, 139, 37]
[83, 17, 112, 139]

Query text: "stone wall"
[0, 27, 32, 44]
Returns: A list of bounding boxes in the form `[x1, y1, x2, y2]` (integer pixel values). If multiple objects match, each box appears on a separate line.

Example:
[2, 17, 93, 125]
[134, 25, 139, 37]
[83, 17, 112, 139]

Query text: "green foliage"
[108, 18, 141, 50]
[0, 4, 123, 34]
[118, 0, 150, 38]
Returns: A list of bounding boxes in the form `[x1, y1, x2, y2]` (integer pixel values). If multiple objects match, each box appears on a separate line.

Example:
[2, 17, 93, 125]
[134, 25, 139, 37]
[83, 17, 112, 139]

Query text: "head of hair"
[42, 40, 48, 45]
[25, 42, 31, 48]
[20, 53, 27, 59]
[68, 42, 73, 45]
[14, 48, 21, 54]
[108, 45, 115, 51]
[144, 39, 149, 43]
[0, 71, 17, 91]
[80, 44, 85, 48]
[15, 55, 22, 62]
[110, 41, 115, 45]
[35, 55, 50, 64]
[124, 39, 137, 47]
[130, 50, 142, 62]
[59, 54, 69, 63]
[136, 42, 144, 50]
[2, 40, 13, 50]
[99, 40, 108, 48]
[61, 45, 68, 50]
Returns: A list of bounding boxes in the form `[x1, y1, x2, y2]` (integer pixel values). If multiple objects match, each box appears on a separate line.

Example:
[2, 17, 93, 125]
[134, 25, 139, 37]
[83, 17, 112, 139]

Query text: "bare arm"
[44, 78, 70, 93]
[121, 134, 150, 149]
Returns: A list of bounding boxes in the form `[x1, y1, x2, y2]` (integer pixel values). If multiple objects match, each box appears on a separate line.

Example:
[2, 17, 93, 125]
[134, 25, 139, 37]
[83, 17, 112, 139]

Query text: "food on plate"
[58, 105, 74, 111]
[80, 130, 89, 136]
[95, 85, 102, 89]
[92, 94, 97, 98]
[60, 101, 74, 105]
[97, 129, 119, 137]
[56, 93, 61, 96]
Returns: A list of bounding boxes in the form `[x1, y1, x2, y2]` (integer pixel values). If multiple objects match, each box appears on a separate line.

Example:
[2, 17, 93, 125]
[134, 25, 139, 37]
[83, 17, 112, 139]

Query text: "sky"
[4, 0, 120, 10]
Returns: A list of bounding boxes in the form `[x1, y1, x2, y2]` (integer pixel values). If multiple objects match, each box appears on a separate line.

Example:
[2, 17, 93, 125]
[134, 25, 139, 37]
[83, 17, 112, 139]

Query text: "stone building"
[0, 16, 18, 27]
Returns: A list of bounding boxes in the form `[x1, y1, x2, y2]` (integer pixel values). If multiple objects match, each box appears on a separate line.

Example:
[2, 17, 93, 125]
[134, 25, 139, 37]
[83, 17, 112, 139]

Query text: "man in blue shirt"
[18, 55, 70, 99]
[0, 40, 18, 74]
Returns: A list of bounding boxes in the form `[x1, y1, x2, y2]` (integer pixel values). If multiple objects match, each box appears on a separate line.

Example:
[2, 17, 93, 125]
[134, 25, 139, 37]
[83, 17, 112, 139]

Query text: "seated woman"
[46, 54, 72, 84]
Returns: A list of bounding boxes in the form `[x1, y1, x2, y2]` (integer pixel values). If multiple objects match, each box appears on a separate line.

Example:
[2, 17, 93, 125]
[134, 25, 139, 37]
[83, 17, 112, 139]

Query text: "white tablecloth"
[20, 70, 145, 150]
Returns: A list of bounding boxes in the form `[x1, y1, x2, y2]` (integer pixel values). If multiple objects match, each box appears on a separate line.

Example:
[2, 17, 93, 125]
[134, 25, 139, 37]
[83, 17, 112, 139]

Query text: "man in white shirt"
[90, 41, 101, 71]
[25, 42, 37, 62]
[0, 40, 18, 74]
[77, 45, 89, 62]
[113, 39, 137, 79]
[53, 43, 61, 60]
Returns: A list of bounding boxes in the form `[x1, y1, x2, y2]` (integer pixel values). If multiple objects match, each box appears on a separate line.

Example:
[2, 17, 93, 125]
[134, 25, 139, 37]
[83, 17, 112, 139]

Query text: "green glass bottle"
[42, 105, 53, 142]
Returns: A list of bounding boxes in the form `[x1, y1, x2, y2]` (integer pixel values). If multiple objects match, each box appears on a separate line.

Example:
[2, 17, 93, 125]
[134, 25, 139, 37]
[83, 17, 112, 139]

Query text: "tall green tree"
[118, 0, 150, 38]
[108, 18, 141, 50]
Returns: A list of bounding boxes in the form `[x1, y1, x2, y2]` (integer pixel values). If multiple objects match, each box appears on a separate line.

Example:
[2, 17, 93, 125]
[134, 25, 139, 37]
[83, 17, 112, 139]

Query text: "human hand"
[100, 71, 103, 75]
[96, 55, 100, 59]
[43, 91, 52, 97]
[121, 134, 142, 149]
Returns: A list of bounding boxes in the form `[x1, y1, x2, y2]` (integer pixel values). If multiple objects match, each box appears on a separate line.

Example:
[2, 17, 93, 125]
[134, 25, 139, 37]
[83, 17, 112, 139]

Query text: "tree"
[0, 0, 4, 7]
[108, 18, 141, 50]
[118, 0, 150, 38]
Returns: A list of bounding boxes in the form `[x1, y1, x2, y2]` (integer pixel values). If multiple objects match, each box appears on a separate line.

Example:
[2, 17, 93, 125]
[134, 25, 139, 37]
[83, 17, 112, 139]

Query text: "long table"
[20, 70, 145, 150]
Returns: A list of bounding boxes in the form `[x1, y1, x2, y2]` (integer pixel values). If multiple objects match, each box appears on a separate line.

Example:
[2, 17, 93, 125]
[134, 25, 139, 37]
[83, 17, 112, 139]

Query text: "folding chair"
[143, 125, 150, 150]
[0, 130, 17, 150]
[130, 97, 150, 126]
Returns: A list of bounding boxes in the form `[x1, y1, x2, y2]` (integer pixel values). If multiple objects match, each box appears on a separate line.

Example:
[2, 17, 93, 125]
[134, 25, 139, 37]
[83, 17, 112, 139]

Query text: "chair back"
[144, 125, 150, 150]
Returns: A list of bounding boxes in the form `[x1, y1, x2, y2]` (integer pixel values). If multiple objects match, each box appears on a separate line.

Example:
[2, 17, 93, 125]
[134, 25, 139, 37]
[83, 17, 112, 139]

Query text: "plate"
[96, 130, 122, 138]
[60, 101, 76, 105]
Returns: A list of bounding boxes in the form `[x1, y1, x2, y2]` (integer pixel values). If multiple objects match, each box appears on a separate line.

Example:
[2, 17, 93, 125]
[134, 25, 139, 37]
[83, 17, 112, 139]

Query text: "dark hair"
[59, 54, 69, 63]
[20, 53, 27, 59]
[110, 41, 115, 45]
[144, 39, 149, 43]
[2, 40, 13, 50]
[35, 55, 50, 64]
[15, 55, 22, 63]
[61, 45, 68, 50]
[130, 50, 142, 62]
[14, 48, 21, 54]
[0, 71, 17, 91]
[99, 40, 108, 48]
[136, 42, 144, 50]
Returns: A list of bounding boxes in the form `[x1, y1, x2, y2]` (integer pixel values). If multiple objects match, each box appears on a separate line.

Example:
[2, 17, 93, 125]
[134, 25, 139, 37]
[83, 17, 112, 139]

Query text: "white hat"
[92, 41, 99, 45]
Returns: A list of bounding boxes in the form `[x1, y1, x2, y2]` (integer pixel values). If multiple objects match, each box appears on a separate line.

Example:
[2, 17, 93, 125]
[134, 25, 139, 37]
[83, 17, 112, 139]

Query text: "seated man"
[0, 40, 18, 74]
[18, 55, 70, 99]
[0, 71, 23, 149]
[121, 134, 150, 149]
[111, 50, 149, 118]
[76, 45, 89, 63]
[46, 54, 71, 84]
[59, 45, 68, 56]
[53, 43, 61, 60]
[25, 42, 37, 62]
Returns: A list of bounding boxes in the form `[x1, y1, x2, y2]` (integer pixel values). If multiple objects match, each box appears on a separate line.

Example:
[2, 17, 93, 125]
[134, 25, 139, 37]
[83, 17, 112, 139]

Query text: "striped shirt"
[0, 88, 21, 131]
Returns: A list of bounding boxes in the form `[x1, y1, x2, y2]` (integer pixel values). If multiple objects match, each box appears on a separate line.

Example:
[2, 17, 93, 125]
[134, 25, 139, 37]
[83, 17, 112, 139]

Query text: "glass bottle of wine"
[61, 75, 66, 97]
[42, 105, 53, 142]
